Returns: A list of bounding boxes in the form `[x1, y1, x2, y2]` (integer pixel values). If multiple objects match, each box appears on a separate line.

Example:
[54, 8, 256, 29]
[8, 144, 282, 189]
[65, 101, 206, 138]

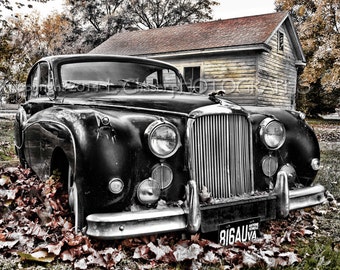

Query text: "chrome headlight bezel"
[145, 119, 181, 158]
[259, 118, 286, 150]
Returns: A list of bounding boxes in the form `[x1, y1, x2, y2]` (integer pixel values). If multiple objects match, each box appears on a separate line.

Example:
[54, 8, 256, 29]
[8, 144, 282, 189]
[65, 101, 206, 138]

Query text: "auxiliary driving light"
[262, 155, 279, 177]
[151, 163, 173, 189]
[108, 178, 124, 194]
[137, 178, 161, 205]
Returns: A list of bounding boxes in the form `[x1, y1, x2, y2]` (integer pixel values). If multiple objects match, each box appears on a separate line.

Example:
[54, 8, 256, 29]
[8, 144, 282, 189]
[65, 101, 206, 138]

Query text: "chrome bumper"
[274, 171, 326, 217]
[86, 180, 201, 239]
[86, 174, 326, 239]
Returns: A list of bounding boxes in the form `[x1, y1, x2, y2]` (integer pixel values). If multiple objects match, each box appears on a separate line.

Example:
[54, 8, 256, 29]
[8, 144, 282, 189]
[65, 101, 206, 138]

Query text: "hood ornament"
[209, 90, 242, 110]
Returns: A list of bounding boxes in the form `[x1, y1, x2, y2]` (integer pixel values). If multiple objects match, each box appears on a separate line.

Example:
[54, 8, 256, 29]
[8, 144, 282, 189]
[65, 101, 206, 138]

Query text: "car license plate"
[219, 218, 260, 246]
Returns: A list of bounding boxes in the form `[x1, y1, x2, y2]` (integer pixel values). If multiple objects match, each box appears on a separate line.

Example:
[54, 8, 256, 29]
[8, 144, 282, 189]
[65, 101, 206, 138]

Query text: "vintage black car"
[14, 55, 325, 243]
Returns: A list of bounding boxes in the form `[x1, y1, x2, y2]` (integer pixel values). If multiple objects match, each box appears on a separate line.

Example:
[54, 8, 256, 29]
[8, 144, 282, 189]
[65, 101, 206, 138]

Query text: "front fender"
[246, 106, 320, 187]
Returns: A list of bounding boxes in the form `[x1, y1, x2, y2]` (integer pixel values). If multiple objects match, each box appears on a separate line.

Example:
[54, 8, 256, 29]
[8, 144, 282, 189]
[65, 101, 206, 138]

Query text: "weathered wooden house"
[91, 12, 305, 109]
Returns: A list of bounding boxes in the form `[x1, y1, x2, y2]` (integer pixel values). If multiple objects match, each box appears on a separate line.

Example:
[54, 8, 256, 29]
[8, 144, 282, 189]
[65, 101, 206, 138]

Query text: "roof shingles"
[91, 12, 288, 56]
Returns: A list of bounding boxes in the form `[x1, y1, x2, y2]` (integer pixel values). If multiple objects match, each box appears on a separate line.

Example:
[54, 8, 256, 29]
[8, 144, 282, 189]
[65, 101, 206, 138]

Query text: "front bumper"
[86, 173, 326, 239]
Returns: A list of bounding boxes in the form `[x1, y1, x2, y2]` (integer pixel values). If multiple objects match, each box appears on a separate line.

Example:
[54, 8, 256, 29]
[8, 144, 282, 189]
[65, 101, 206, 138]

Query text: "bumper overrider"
[86, 173, 326, 239]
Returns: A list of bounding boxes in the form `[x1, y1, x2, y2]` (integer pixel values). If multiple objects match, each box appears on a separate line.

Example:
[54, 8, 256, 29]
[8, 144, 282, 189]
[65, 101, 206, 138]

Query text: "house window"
[184, 66, 200, 92]
[278, 31, 284, 52]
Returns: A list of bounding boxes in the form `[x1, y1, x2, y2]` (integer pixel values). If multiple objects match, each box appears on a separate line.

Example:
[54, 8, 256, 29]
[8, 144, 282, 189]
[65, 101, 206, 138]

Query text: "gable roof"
[91, 11, 305, 63]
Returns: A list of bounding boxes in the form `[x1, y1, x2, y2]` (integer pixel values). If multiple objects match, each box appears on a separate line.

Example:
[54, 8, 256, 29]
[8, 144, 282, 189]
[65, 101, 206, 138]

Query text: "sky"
[213, 0, 276, 19]
[3, 0, 276, 20]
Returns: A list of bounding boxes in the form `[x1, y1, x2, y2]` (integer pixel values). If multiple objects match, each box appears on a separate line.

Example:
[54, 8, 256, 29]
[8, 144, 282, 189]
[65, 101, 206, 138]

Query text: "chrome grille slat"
[189, 114, 253, 198]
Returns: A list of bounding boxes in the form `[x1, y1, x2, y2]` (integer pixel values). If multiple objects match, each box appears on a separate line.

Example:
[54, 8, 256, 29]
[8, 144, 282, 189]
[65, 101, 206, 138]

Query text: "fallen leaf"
[18, 250, 55, 263]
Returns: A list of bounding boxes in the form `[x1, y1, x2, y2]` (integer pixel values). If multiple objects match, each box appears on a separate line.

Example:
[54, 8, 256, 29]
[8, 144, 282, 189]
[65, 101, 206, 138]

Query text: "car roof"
[39, 54, 178, 70]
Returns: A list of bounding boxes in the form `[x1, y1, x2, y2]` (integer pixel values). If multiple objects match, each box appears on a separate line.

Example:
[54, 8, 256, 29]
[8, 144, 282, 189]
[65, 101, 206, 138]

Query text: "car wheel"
[68, 172, 85, 233]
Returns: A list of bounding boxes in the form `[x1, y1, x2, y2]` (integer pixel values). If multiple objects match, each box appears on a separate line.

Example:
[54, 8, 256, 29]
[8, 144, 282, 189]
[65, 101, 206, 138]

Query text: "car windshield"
[59, 61, 183, 95]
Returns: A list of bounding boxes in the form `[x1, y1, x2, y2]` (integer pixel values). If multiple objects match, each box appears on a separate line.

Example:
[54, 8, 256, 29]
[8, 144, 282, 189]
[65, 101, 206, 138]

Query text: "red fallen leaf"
[278, 251, 300, 265]
[86, 252, 106, 268]
[64, 232, 84, 246]
[242, 251, 259, 267]
[173, 243, 203, 262]
[206, 240, 222, 250]
[202, 250, 219, 264]
[48, 199, 59, 211]
[0, 240, 19, 249]
[74, 258, 87, 269]
[99, 247, 127, 267]
[2, 188, 17, 200]
[234, 241, 251, 249]
[60, 218, 73, 231]
[36, 207, 52, 225]
[46, 241, 64, 255]
[133, 245, 151, 260]
[190, 233, 200, 242]
[147, 242, 173, 261]
[60, 250, 75, 262]
[27, 222, 48, 240]
[0, 233, 6, 241]
[0, 175, 11, 186]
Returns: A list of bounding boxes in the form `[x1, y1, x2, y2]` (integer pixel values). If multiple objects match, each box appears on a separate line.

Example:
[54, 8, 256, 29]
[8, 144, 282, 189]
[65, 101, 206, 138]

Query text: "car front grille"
[188, 113, 254, 199]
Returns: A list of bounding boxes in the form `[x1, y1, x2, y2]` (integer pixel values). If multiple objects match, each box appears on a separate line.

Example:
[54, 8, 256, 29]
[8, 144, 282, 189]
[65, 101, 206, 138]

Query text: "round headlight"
[137, 178, 161, 205]
[259, 118, 286, 149]
[151, 163, 173, 189]
[145, 120, 181, 158]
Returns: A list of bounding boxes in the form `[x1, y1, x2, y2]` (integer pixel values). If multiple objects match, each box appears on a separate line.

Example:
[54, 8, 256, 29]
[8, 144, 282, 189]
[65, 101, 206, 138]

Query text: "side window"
[145, 69, 181, 91]
[29, 66, 40, 99]
[145, 71, 158, 86]
[27, 62, 53, 99]
[40, 62, 49, 85]
[163, 69, 180, 90]
[184, 66, 200, 92]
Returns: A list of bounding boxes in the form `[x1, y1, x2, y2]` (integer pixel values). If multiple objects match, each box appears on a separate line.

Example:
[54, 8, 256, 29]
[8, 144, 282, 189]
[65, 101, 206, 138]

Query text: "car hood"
[59, 92, 243, 116]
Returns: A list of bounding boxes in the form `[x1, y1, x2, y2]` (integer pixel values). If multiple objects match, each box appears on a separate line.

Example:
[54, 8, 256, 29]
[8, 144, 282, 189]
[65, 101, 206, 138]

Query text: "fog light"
[108, 178, 124, 194]
[280, 164, 297, 184]
[151, 163, 173, 189]
[137, 178, 161, 205]
[262, 155, 278, 177]
[311, 158, 320, 170]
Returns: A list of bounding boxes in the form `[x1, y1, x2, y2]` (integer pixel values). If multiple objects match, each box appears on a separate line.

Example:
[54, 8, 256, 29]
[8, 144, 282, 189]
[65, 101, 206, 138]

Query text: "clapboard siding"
[165, 54, 259, 105]
[257, 25, 298, 108]
[158, 24, 300, 109]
